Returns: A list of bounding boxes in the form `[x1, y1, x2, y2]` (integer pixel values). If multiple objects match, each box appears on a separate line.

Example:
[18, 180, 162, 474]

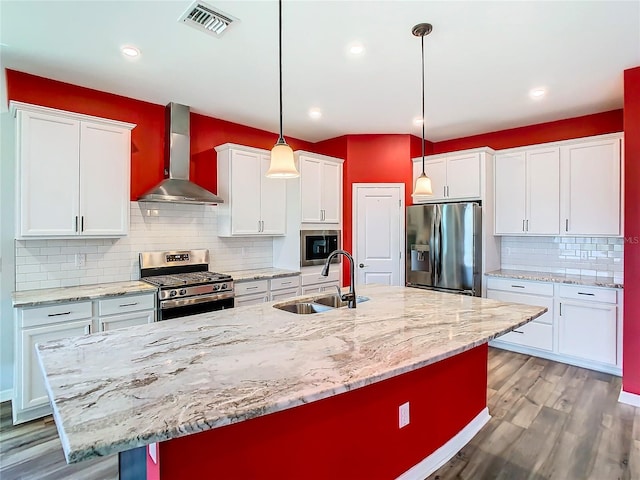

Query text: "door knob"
[359, 263, 368, 268]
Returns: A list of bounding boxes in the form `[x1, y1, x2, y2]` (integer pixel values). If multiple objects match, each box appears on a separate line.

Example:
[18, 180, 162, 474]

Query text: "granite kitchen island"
[36, 284, 546, 479]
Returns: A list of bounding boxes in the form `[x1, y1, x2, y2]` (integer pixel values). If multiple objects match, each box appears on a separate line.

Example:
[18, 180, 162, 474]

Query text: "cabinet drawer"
[21, 301, 93, 328]
[486, 289, 553, 325]
[98, 293, 156, 316]
[497, 321, 553, 351]
[235, 280, 269, 296]
[234, 292, 269, 307]
[270, 276, 300, 291]
[270, 287, 300, 302]
[558, 284, 617, 304]
[486, 277, 553, 296]
[301, 271, 340, 286]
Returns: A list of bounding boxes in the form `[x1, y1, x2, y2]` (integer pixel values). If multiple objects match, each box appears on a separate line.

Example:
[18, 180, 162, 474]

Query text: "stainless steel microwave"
[300, 230, 341, 267]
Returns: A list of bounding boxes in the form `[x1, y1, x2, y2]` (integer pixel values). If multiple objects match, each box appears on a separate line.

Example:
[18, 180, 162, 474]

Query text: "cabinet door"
[79, 122, 130, 235]
[526, 147, 560, 234]
[321, 161, 341, 223]
[230, 150, 262, 234]
[19, 320, 92, 411]
[300, 156, 323, 223]
[100, 310, 155, 331]
[561, 139, 621, 235]
[494, 153, 526, 234]
[234, 293, 269, 307]
[423, 158, 447, 201]
[18, 110, 80, 236]
[558, 301, 617, 365]
[260, 155, 287, 234]
[446, 153, 481, 199]
[270, 287, 300, 302]
[301, 285, 323, 295]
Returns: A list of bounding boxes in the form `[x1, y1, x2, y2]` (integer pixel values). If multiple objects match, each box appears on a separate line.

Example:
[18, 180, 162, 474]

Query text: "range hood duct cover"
[138, 103, 223, 205]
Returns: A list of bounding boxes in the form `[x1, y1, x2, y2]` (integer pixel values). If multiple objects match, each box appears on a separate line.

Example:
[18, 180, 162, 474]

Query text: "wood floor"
[0, 348, 638, 479]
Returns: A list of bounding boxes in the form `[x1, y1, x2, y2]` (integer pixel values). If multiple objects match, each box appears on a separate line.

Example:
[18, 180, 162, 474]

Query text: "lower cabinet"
[234, 275, 302, 306]
[300, 271, 340, 295]
[270, 276, 300, 301]
[13, 292, 156, 424]
[487, 277, 621, 375]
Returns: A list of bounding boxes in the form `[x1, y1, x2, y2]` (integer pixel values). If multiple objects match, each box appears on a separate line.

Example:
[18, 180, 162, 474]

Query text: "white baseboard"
[396, 407, 491, 480]
[0, 389, 12, 403]
[619, 389, 640, 408]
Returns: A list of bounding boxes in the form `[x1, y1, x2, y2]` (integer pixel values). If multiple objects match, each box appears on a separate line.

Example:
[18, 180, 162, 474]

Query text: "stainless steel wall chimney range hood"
[138, 102, 224, 205]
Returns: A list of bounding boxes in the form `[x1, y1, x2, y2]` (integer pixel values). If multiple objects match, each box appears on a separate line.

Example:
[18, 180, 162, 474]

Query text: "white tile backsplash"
[500, 236, 624, 278]
[14, 202, 274, 291]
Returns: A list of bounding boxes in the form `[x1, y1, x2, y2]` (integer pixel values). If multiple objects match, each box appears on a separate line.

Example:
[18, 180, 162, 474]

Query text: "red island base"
[147, 344, 489, 480]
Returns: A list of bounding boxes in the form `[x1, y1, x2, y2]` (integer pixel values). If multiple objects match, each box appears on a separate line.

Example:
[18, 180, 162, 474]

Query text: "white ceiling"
[1, 1, 639, 143]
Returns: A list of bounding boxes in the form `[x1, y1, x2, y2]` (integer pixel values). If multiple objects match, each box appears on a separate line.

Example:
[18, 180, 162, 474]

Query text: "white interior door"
[353, 184, 404, 286]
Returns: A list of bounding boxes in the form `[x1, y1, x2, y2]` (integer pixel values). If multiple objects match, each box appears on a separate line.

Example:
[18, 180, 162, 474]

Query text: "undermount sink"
[313, 295, 370, 308]
[273, 295, 370, 314]
[274, 302, 334, 314]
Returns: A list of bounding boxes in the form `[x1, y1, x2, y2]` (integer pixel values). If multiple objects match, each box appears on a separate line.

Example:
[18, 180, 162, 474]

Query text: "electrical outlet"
[75, 253, 86, 268]
[399, 402, 410, 428]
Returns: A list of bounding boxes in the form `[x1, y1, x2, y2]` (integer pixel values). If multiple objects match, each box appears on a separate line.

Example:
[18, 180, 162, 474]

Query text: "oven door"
[300, 230, 341, 266]
[159, 292, 234, 321]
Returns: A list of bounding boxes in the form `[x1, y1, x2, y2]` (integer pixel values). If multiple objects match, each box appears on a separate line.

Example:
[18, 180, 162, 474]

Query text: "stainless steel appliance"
[139, 249, 233, 320]
[406, 202, 481, 296]
[300, 230, 341, 267]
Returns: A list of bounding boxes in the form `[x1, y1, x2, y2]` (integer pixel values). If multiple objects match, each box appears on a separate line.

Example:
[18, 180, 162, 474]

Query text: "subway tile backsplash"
[14, 202, 273, 291]
[500, 236, 624, 279]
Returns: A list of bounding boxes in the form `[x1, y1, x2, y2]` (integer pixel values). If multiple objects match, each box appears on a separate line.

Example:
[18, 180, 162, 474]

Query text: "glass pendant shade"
[266, 140, 298, 178]
[412, 171, 433, 197]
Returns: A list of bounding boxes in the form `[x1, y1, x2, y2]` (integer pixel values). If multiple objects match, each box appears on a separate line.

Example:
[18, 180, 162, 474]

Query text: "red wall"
[5, 70, 314, 200]
[433, 110, 623, 154]
[149, 344, 488, 480]
[623, 66, 640, 395]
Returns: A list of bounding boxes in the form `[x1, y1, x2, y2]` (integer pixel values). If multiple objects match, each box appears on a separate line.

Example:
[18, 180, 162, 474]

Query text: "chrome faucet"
[321, 249, 356, 308]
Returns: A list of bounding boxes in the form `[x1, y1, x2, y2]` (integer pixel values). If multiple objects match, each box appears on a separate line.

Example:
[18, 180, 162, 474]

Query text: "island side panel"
[148, 344, 489, 479]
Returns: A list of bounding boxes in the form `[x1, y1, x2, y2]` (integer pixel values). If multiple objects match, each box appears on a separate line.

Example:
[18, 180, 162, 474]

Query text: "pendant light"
[266, 0, 299, 178]
[411, 23, 433, 197]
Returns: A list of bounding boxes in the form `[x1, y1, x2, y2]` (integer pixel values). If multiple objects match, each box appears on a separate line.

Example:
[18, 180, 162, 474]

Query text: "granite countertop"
[12, 281, 158, 308]
[36, 284, 545, 463]
[225, 267, 300, 282]
[485, 269, 623, 289]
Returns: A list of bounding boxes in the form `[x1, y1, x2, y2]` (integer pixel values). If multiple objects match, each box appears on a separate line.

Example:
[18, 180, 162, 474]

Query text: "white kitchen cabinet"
[412, 152, 481, 202]
[298, 152, 343, 225]
[269, 275, 300, 301]
[11, 102, 134, 239]
[98, 293, 156, 331]
[216, 144, 287, 236]
[300, 270, 340, 295]
[234, 279, 270, 307]
[14, 301, 94, 424]
[487, 276, 622, 375]
[557, 285, 618, 366]
[494, 147, 560, 235]
[560, 136, 622, 236]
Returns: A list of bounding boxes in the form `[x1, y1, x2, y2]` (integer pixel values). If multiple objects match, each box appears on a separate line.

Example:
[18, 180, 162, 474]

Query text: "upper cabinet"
[494, 147, 560, 235]
[560, 137, 621, 236]
[12, 102, 135, 239]
[493, 133, 622, 237]
[298, 152, 343, 225]
[216, 144, 287, 236]
[412, 152, 482, 202]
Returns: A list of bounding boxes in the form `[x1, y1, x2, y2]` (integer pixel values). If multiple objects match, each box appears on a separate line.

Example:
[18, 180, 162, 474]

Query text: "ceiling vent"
[179, 1, 237, 37]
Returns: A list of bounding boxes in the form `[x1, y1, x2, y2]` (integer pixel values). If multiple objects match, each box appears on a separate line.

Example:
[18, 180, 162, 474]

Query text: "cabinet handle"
[447, 186, 450, 197]
[48, 311, 71, 317]
[522, 219, 526, 232]
[559, 303, 562, 316]
[444, 186, 447, 197]
[87, 324, 92, 334]
[246, 286, 258, 290]
[281, 281, 292, 285]
[75, 216, 79, 232]
[81, 216, 85, 232]
[511, 285, 525, 289]
[119, 302, 139, 307]
[512, 330, 525, 334]
[577, 292, 595, 296]
[526, 219, 529, 232]
[262, 220, 265, 231]
[565, 219, 569, 232]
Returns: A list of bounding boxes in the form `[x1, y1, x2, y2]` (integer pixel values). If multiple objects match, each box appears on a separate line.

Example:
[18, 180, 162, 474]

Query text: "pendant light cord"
[421, 33, 425, 174]
[278, 0, 284, 144]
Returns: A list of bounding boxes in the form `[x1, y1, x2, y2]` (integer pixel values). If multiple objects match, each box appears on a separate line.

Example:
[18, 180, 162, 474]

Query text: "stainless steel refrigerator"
[406, 202, 482, 296]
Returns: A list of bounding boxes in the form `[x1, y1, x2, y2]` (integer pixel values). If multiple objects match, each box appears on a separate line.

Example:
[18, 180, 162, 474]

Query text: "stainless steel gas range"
[139, 249, 234, 321]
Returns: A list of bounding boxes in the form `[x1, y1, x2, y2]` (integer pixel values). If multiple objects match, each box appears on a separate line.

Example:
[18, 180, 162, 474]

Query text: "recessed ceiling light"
[349, 43, 365, 55]
[413, 117, 424, 126]
[529, 87, 546, 99]
[309, 108, 322, 120]
[121, 46, 140, 58]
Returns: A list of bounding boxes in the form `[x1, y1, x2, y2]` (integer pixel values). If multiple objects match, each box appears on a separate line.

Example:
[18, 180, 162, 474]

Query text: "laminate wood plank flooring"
[0, 348, 637, 479]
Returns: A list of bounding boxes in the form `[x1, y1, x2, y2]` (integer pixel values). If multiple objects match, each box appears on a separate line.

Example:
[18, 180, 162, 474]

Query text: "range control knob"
[213, 284, 220, 291]
[169, 290, 177, 297]
[220, 283, 228, 290]
[179, 289, 187, 296]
